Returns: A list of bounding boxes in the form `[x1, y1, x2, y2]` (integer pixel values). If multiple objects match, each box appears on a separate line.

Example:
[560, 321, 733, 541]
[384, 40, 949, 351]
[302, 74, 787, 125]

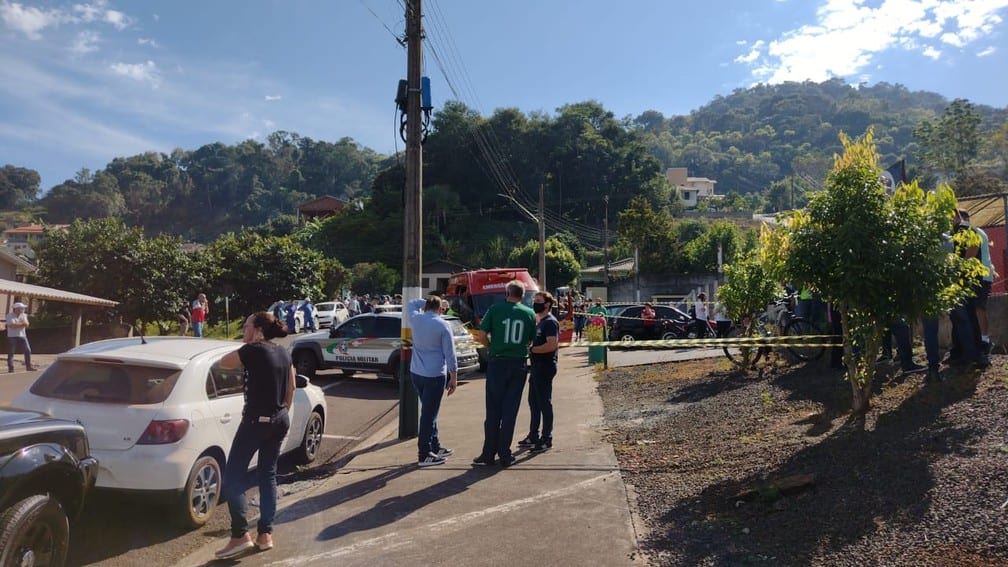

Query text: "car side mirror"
[329, 327, 339, 339]
[295, 374, 310, 388]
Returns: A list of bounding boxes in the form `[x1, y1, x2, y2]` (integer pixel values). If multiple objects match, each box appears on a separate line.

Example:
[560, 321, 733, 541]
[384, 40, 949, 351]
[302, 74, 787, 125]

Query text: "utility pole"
[399, 0, 422, 439]
[634, 246, 640, 302]
[539, 182, 546, 292]
[603, 195, 609, 289]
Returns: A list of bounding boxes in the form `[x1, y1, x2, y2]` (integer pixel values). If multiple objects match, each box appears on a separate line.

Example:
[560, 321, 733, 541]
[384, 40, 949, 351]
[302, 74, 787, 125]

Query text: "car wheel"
[178, 455, 222, 529]
[619, 333, 636, 342]
[661, 331, 679, 341]
[388, 356, 402, 384]
[0, 494, 69, 567]
[296, 411, 324, 464]
[293, 351, 318, 380]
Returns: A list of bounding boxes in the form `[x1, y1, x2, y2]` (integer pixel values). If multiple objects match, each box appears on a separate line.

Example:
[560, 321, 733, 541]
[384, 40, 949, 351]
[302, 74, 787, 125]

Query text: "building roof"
[298, 195, 348, 213]
[580, 257, 635, 278]
[0, 278, 117, 307]
[0, 248, 36, 272]
[3, 223, 69, 235]
[959, 193, 1006, 227]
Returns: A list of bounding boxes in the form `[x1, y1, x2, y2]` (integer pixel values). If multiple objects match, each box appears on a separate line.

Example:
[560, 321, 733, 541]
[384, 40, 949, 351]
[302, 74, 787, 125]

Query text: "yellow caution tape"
[560, 335, 842, 348]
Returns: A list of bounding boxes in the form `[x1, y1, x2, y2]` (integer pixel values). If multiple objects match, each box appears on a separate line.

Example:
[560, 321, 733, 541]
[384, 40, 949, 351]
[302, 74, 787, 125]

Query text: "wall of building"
[607, 273, 722, 304]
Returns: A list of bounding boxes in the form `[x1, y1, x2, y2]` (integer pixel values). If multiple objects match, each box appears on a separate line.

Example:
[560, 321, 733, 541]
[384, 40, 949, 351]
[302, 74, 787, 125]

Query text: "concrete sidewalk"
[175, 347, 646, 567]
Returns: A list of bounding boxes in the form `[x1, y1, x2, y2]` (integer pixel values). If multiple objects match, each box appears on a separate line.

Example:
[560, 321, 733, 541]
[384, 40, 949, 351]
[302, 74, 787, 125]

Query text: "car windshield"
[30, 360, 182, 405]
[472, 291, 537, 319]
[447, 318, 471, 337]
[316, 303, 335, 311]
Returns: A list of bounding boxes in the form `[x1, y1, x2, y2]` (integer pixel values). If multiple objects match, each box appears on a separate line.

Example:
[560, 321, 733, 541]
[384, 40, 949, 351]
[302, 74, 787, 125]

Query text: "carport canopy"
[0, 278, 118, 348]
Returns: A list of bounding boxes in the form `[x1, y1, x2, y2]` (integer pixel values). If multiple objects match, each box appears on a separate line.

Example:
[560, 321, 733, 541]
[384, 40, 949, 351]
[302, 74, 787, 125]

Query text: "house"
[3, 223, 69, 259]
[667, 168, 718, 209]
[297, 196, 348, 221]
[422, 259, 469, 293]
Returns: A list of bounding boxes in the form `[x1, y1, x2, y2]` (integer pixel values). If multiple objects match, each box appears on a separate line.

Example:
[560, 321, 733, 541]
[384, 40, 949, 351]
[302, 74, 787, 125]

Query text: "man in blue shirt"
[407, 296, 459, 467]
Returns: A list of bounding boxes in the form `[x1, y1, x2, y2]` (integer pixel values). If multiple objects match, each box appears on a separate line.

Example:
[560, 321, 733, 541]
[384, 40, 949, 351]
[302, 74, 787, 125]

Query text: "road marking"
[263, 473, 618, 565]
[322, 434, 361, 440]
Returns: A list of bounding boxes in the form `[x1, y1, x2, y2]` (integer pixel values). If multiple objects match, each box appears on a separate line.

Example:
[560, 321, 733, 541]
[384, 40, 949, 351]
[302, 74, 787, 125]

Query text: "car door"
[204, 359, 246, 452]
[325, 316, 381, 372]
[612, 306, 643, 338]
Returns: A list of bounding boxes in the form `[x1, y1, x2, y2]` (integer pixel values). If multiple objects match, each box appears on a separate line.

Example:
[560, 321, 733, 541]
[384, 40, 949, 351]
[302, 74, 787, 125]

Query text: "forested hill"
[1, 79, 1005, 243]
[633, 78, 1006, 197]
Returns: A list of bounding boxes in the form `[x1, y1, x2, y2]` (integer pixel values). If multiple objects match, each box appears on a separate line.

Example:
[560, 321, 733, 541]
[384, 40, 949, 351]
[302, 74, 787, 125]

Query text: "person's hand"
[446, 375, 458, 396]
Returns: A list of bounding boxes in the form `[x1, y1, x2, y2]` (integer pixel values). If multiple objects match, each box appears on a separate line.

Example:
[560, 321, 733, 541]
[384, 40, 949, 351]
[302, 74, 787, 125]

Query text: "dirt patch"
[597, 355, 1008, 566]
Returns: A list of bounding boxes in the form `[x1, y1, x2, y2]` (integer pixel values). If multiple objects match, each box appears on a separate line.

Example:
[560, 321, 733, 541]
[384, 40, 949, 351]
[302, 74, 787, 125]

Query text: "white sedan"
[314, 301, 350, 328]
[13, 337, 326, 528]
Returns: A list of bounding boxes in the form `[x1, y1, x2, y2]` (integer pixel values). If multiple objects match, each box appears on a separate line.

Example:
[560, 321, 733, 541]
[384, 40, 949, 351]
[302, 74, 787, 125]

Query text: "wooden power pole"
[539, 182, 546, 292]
[399, 0, 422, 439]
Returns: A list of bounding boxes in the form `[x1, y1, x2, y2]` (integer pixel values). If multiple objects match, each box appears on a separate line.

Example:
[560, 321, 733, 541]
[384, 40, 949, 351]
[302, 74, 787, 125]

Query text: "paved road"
[0, 336, 407, 567]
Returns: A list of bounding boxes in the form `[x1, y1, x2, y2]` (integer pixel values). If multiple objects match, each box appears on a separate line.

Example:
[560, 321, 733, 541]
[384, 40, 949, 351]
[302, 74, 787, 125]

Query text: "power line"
[422, 0, 606, 245]
[358, 0, 405, 45]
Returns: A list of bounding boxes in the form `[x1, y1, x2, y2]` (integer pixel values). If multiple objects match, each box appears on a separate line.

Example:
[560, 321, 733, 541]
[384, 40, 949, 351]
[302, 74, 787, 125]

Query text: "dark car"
[609, 304, 692, 342]
[0, 407, 98, 567]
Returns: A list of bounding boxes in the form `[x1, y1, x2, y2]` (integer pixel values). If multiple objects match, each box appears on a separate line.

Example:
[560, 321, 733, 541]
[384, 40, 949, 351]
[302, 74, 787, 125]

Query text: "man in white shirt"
[6, 302, 35, 372]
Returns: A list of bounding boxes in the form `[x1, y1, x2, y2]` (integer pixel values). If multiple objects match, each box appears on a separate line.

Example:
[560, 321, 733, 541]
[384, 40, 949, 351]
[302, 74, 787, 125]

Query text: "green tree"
[914, 98, 982, 180]
[615, 196, 680, 273]
[207, 231, 325, 316]
[0, 165, 40, 209]
[34, 218, 197, 331]
[350, 262, 400, 296]
[506, 237, 581, 290]
[771, 130, 975, 414]
[716, 245, 781, 368]
[682, 220, 750, 273]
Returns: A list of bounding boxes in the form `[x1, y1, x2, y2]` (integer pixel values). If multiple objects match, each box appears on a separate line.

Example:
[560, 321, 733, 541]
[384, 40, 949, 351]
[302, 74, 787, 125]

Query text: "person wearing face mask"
[518, 291, 560, 453]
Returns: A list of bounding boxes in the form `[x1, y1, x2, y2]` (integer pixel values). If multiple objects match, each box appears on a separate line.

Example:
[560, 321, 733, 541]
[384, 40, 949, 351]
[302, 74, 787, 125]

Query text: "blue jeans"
[7, 337, 31, 371]
[922, 317, 940, 370]
[222, 409, 290, 539]
[950, 305, 980, 362]
[192, 321, 204, 337]
[481, 357, 528, 460]
[527, 361, 557, 441]
[888, 320, 915, 369]
[411, 372, 446, 460]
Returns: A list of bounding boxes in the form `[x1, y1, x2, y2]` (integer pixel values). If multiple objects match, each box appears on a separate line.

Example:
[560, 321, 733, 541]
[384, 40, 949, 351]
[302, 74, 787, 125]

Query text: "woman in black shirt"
[214, 312, 295, 559]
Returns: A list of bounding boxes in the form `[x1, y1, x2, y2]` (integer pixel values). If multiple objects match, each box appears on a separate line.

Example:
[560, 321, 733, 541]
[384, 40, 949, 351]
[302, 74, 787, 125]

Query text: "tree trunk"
[842, 310, 880, 415]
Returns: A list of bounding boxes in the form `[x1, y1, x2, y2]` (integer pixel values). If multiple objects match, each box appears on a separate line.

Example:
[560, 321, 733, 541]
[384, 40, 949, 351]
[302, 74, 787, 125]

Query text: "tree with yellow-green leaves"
[763, 129, 983, 414]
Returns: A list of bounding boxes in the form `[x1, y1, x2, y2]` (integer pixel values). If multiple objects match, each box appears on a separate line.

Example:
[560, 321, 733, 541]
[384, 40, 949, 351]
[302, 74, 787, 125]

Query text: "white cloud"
[736, 0, 1008, 84]
[734, 40, 764, 64]
[109, 60, 159, 86]
[1, 1, 65, 39]
[72, 1, 129, 29]
[977, 46, 996, 56]
[265, 94, 282, 101]
[70, 29, 100, 54]
[137, 37, 158, 47]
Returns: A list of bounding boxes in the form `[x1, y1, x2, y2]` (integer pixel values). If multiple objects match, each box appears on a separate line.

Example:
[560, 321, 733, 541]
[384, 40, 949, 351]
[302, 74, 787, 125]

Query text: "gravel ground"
[597, 353, 1008, 566]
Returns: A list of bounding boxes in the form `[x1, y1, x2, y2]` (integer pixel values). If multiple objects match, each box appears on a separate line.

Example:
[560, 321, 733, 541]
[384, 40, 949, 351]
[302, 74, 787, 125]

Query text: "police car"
[289, 312, 480, 381]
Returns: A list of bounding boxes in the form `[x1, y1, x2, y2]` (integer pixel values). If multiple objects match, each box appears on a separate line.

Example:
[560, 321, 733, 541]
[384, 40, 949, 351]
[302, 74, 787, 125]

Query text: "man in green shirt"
[472, 280, 536, 468]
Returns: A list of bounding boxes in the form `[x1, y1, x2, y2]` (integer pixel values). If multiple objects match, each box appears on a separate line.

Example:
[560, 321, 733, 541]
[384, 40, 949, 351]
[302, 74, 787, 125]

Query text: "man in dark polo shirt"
[472, 280, 536, 468]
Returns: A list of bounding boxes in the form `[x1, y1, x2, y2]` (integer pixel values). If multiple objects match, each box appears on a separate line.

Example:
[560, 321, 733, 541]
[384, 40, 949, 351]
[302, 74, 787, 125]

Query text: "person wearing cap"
[6, 302, 35, 372]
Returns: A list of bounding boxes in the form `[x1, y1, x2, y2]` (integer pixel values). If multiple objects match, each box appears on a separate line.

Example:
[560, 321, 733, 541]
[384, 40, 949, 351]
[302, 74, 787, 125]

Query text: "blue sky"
[1, 0, 1007, 191]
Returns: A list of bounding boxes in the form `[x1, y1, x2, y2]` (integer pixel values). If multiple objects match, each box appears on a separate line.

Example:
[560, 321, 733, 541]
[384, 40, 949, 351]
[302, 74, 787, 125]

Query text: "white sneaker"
[418, 453, 446, 467]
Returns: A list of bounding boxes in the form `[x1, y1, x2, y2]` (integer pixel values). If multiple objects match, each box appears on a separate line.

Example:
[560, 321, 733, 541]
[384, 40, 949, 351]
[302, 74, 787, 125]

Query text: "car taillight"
[137, 419, 190, 444]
